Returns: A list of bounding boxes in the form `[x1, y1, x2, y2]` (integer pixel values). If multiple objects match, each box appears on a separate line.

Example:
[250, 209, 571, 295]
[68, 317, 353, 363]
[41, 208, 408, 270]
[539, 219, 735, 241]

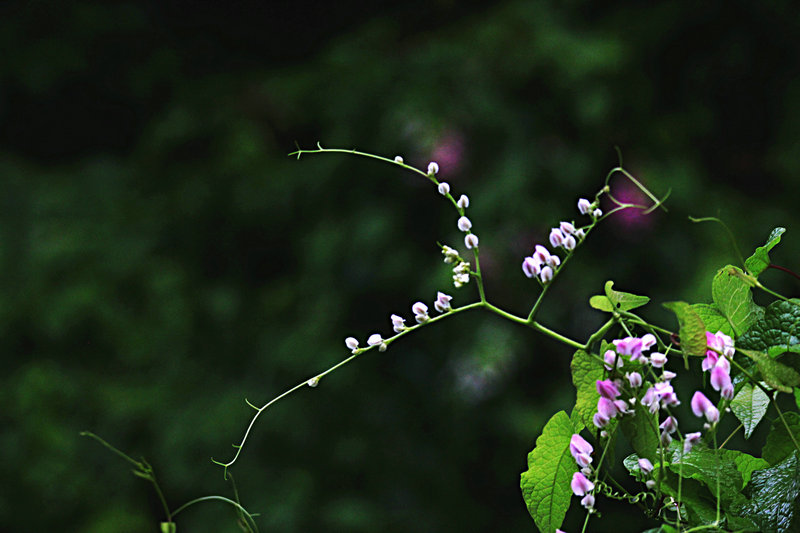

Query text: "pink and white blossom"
[570, 472, 595, 496]
[691, 391, 719, 423]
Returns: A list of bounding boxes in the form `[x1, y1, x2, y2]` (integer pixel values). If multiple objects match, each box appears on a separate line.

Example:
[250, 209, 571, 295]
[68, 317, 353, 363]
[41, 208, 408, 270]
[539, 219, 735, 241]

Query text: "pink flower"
[578, 198, 592, 215]
[710, 366, 732, 395]
[593, 412, 610, 428]
[560, 221, 576, 235]
[638, 458, 654, 475]
[570, 434, 593, 468]
[684, 432, 702, 454]
[691, 391, 719, 423]
[649, 352, 667, 368]
[570, 472, 595, 496]
[533, 245, 551, 264]
[596, 379, 621, 400]
[597, 397, 618, 419]
[581, 494, 595, 509]
[613, 336, 644, 361]
[659, 416, 678, 434]
[641, 334, 657, 351]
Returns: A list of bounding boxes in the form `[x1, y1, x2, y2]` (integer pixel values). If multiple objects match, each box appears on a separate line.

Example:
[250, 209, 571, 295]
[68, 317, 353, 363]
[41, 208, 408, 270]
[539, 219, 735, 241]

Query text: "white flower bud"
[411, 302, 428, 316]
[441, 245, 459, 263]
[546, 254, 561, 268]
[427, 161, 439, 175]
[390, 314, 406, 333]
[379, 342, 388, 352]
[563, 235, 576, 251]
[560, 221, 576, 235]
[457, 195, 470, 209]
[345, 337, 359, 351]
[437, 182, 450, 196]
[367, 333, 383, 346]
[575, 228, 586, 239]
[464, 233, 479, 249]
[549, 228, 564, 248]
[307, 376, 320, 387]
[578, 198, 592, 215]
[593, 208, 603, 218]
[540, 265, 554, 283]
[394, 155, 404, 164]
[646, 479, 656, 489]
[457, 216, 472, 232]
[433, 291, 453, 313]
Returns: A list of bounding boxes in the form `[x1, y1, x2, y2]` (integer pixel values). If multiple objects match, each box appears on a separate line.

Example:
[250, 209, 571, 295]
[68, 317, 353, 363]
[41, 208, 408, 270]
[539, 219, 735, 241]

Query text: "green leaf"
[746, 227, 786, 278]
[603, 280, 650, 312]
[571, 349, 603, 430]
[795, 388, 800, 411]
[711, 265, 763, 337]
[620, 401, 659, 462]
[691, 303, 734, 338]
[737, 451, 800, 533]
[731, 382, 770, 439]
[739, 348, 800, 394]
[589, 295, 613, 312]
[641, 526, 678, 533]
[663, 301, 708, 357]
[668, 447, 745, 503]
[734, 453, 770, 487]
[520, 411, 578, 533]
[763, 412, 800, 466]
[737, 300, 800, 352]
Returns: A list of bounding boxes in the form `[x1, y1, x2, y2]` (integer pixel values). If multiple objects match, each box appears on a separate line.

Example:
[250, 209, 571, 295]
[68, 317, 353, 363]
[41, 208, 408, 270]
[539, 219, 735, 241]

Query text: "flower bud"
[593, 411, 610, 428]
[660, 416, 678, 434]
[593, 208, 603, 218]
[563, 235, 576, 251]
[442, 245, 459, 263]
[367, 333, 383, 346]
[427, 161, 439, 175]
[560, 221, 576, 235]
[641, 334, 657, 350]
[391, 314, 406, 333]
[571, 472, 595, 496]
[378, 342, 388, 352]
[522, 257, 540, 278]
[464, 233, 479, 249]
[549, 228, 565, 248]
[438, 182, 451, 196]
[457, 216, 472, 232]
[345, 337, 359, 351]
[626, 372, 643, 388]
[662, 370, 677, 381]
[646, 479, 656, 489]
[578, 198, 592, 215]
[533, 245, 551, 264]
[650, 352, 667, 368]
[394, 155, 404, 164]
[546, 254, 561, 268]
[604, 350, 623, 371]
[434, 292, 453, 313]
[307, 376, 320, 387]
[457, 194, 469, 208]
[638, 458, 654, 475]
[581, 494, 595, 509]
[539, 265, 554, 283]
[412, 301, 428, 316]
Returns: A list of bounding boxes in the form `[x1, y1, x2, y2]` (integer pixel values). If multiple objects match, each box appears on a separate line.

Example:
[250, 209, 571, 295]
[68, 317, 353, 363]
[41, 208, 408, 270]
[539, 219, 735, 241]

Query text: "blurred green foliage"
[2, 1, 800, 531]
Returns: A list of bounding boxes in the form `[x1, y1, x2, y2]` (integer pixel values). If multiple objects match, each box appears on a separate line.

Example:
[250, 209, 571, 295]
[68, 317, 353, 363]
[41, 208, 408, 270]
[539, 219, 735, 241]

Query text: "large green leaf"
[763, 412, 800, 466]
[663, 301, 708, 357]
[711, 265, 763, 337]
[731, 382, 770, 439]
[570, 349, 603, 429]
[691, 303, 734, 338]
[739, 348, 800, 394]
[737, 451, 800, 533]
[520, 411, 579, 533]
[737, 300, 800, 352]
[668, 447, 745, 504]
[745, 227, 786, 278]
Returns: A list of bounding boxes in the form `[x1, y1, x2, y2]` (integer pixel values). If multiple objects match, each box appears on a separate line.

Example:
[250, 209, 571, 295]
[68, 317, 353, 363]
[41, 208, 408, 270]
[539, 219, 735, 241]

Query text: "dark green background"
[3, 1, 799, 531]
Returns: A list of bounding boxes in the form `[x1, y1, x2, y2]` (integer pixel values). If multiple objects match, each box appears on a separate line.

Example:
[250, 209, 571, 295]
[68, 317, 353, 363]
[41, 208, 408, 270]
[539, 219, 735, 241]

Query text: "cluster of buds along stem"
[577, 197, 603, 219]
[343, 290, 455, 354]
[568, 434, 596, 510]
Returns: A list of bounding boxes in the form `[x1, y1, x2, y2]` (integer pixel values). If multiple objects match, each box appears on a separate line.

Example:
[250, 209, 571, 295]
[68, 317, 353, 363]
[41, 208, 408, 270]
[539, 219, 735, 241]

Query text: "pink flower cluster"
[569, 434, 595, 509]
[703, 331, 735, 400]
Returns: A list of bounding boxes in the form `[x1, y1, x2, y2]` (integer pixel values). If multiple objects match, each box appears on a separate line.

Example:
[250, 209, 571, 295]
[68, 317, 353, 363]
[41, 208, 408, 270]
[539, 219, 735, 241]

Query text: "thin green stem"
[584, 318, 615, 351]
[290, 144, 430, 180]
[172, 496, 259, 532]
[718, 423, 743, 450]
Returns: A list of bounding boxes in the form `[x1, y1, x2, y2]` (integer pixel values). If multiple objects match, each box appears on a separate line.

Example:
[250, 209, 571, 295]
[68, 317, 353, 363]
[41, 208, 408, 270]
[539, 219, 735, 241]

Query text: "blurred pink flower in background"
[430, 130, 465, 176]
